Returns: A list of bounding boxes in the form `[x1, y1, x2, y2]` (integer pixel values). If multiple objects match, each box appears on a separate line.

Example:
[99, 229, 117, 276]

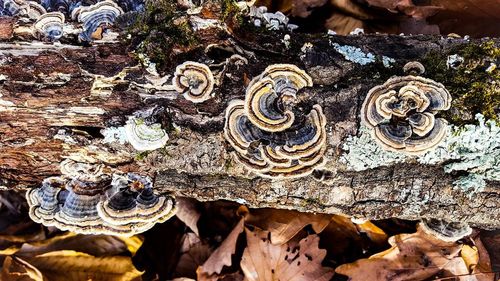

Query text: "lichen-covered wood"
[0, 1, 499, 229]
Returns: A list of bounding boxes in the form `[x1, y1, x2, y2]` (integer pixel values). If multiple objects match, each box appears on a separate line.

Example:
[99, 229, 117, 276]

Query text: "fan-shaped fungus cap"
[361, 64, 452, 155]
[26, 176, 66, 224]
[419, 218, 472, 242]
[59, 158, 109, 183]
[224, 64, 327, 179]
[97, 173, 176, 232]
[71, 0, 123, 41]
[27, 1, 46, 19]
[0, 0, 29, 16]
[26, 171, 177, 236]
[124, 116, 169, 151]
[34, 12, 65, 41]
[172, 61, 215, 103]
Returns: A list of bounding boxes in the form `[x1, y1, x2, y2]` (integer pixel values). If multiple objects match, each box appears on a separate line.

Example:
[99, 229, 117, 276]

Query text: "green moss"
[135, 151, 151, 161]
[128, 0, 198, 70]
[422, 41, 499, 125]
[220, 0, 241, 22]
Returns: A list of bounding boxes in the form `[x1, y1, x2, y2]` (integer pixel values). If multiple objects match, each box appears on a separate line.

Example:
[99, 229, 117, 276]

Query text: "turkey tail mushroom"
[34, 12, 64, 41]
[173, 61, 215, 103]
[224, 64, 328, 179]
[419, 218, 472, 242]
[361, 62, 452, 155]
[71, 0, 123, 41]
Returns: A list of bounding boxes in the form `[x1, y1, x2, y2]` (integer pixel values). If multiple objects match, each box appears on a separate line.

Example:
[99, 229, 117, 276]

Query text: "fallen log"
[0, 1, 499, 229]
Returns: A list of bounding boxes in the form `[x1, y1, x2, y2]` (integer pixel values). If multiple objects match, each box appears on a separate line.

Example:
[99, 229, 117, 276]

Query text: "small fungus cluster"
[224, 64, 328, 179]
[361, 62, 452, 155]
[248, 5, 297, 31]
[26, 159, 176, 236]
[172, 61, 215, 103]
[0, 0, 141, 42]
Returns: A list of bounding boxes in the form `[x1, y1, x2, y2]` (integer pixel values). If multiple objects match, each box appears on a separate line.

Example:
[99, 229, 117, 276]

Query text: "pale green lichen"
[341, 114, 500, 193]
[339, 126, 408, 171]
[382, 56, 395, 68]
[330, 43, 376, 65]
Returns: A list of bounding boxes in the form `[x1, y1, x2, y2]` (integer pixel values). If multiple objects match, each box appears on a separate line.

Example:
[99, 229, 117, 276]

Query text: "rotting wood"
[0, 3, 499, 229]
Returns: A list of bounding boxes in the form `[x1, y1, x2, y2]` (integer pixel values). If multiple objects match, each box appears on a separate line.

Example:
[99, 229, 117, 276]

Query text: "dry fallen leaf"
[335, 225, 465, 281]
[176, 197, 202, 236]
[238, 206, 332, 245]
[22, 250, 143, 281]
[355, 221, 388, 245]
[240, 228, 334, 281]
[198, 218, 244, 276]
[0, 256, 43, 281]
[175, 233, 212, 278]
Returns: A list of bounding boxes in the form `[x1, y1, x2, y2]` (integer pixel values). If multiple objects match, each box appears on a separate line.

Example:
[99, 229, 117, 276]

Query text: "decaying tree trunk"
[0, 3, 499, 230]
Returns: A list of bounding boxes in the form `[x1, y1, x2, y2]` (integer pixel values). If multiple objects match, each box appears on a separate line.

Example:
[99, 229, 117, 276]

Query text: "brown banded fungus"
[224, 64, 327, 179]
[97, 173, 176, 231]
[26, 160, 176, 236]
[173, 61, 215, 103]
[361, 62, 452, 155]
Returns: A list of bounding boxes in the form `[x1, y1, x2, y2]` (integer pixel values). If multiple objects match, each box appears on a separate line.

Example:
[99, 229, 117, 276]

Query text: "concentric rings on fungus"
[224, 64, 327, 179]
[26, 161, 176, 236]
[419, 218, 472, 242]
[124, 116, 169, 151]
[361, 62, 452, 155]
[34, 12, 65, 41]
[173, 61, 215, 103]
[71, 0, 123, 41]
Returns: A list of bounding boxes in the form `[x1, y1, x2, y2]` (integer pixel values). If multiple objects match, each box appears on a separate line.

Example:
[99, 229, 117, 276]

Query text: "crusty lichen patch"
[341, 114, 500, 194]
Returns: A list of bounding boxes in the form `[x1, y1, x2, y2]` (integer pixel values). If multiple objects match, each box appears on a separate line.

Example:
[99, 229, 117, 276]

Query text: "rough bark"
[0, 9, 499, 229]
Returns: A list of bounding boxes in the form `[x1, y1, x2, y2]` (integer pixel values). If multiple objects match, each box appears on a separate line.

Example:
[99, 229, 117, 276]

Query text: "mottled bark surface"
[0, 14, 498, 228]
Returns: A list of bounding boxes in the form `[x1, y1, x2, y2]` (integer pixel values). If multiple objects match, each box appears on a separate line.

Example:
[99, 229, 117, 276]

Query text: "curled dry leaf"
[355, 221, 388, 245]
[176, 197, 201, 236]
[240, 228, 334, 281]
[0, 256, 44, 281]
[238, 206, 332, 245]
[335, 225, 492, 281]
[198, 218, 245, 276]
[175, 233, 212, 279]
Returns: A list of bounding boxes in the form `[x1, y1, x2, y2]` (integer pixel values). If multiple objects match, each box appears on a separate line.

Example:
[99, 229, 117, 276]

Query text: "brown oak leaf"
[240, 228, 334, 281]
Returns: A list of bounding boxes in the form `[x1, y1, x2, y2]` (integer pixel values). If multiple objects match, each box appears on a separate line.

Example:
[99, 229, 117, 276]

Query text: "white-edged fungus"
[224, 64, 327, 179]
[33, 12, 64, 41]
[26, 171, 177, 236]
[172, 61, 215, 103]
[419, 218, 472, 242]
[361, 62, 452, 155]
[71, 0, 123, 41]
[124, 116, 169, 151]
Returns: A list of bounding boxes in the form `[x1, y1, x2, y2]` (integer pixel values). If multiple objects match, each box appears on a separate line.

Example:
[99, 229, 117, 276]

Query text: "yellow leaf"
[22, 250, 143, 281]
[118, 236, 144, 256]
[355, 221, 388, 245]
[0, 245, 21, 255]
[461, 245, 479, 271]
[1, 256, 44, 281]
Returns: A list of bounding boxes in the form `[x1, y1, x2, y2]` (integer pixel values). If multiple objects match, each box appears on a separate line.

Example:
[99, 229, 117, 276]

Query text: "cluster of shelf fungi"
[0, 0, 476, 240]
[22, 53, 470, 239]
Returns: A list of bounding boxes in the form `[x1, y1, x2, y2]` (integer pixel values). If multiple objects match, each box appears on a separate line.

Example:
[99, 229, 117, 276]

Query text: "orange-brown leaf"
[238, 206, 332, 245]
[198, 218, 244, 275]
[240, 228, 334, 281]
[336, 225, 464, 281]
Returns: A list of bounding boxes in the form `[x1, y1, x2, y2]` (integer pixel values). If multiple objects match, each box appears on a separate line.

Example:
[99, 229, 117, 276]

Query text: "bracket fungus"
[124, 116, 169, 151]
[71, 0, 123, 41]
[224, 64, 327, 179]
[26, 162, 176, 236]
[419, 218, 472, 242]
[173, 61, 215, 103]
[361, 61, 452, 155]
[34, 11, 64, 41]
